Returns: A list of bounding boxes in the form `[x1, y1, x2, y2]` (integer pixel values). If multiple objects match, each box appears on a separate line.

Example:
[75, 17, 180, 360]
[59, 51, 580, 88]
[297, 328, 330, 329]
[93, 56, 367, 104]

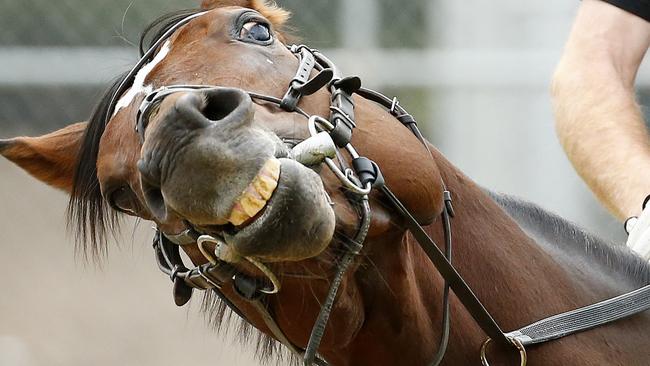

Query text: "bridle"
[104, 10, 650, 366]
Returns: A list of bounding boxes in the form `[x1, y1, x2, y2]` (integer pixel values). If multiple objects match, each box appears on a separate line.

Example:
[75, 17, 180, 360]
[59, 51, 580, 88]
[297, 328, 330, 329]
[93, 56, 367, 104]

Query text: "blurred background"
[0, 0, 645, 365]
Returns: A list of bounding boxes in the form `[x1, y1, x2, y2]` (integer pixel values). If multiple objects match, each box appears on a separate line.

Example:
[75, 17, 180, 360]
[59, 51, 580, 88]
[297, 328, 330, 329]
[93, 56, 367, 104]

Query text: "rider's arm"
[552, 0, 650, 220]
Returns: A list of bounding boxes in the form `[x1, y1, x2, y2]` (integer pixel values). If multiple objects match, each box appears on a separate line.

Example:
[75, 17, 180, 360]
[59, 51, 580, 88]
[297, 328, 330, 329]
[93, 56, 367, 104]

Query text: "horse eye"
[240, 21, 271, 42]
[108, 186, 140, 215]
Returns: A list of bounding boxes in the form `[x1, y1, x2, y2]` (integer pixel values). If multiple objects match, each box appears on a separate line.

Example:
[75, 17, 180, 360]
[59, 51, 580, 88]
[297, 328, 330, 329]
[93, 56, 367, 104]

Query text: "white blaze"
[113, 41, 172, 116]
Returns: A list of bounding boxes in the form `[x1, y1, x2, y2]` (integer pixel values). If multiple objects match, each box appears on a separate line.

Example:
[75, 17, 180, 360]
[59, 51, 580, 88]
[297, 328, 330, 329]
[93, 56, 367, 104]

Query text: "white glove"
[625, 197, 650, 260]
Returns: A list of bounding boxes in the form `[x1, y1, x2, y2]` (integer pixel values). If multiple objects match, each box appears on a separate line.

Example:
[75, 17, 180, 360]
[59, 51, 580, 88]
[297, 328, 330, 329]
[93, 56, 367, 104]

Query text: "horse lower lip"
[218, 158, 335, 262]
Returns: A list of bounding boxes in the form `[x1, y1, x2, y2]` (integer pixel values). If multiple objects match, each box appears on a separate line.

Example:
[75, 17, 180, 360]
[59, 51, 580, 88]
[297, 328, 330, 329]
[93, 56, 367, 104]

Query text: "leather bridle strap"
[380, 184, 511, 346]
[428, 203, 453, 366]
[302, 197, 371, 365]
[249, 299, 327, 366]
[354, 81, 511, 348]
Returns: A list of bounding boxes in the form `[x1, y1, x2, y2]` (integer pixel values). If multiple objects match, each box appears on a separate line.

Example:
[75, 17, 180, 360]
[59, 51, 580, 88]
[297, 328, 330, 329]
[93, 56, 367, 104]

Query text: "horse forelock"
[248, 0, 291, 34]
[137, 9, 204, 56]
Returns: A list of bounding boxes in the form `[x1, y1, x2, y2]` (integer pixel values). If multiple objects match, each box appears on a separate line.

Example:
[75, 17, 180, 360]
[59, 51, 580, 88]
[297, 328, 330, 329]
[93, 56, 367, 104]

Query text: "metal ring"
[197, 234, 220, 265]
[308, 115, 335, 137]
[245, 257, 281, 294]
[306, 115, 371, 195]
[480, 337, 527, 366]
[306, 114, 375, 197]
[324, 157, 372, 195]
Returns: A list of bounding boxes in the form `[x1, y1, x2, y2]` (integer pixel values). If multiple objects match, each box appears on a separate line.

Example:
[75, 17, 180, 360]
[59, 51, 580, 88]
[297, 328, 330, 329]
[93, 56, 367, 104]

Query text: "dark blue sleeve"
[601, 0, 650, 22]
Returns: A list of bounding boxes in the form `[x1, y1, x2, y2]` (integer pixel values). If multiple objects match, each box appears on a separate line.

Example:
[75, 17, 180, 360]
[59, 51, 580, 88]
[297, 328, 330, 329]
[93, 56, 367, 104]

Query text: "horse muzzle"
[136, 87, 336, 262]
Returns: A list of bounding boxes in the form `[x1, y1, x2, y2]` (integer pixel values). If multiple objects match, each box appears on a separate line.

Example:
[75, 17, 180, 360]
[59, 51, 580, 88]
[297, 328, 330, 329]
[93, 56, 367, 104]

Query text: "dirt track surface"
[0, 159, 260, 366]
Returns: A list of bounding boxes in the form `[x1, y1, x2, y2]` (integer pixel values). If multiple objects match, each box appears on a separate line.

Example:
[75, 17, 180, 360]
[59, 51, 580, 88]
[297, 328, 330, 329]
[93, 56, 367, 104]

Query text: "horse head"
[1, 0, 443, 261]
[0, 2, 447, 361]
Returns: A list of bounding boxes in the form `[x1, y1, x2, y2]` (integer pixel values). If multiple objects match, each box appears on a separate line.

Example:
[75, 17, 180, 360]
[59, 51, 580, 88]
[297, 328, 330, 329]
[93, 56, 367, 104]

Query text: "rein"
[106, 11, 650, 366]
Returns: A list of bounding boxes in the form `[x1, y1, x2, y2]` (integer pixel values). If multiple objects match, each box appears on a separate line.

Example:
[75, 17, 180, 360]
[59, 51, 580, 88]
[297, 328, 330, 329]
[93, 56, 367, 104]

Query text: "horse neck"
[408, 149, 647, 354]
[431, 150, 591, 326]
[336, 147, 630, 365]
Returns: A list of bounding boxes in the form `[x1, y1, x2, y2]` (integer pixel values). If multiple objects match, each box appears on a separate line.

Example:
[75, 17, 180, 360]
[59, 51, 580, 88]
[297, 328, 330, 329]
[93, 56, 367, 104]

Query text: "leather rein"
[103, 11, 650, 366]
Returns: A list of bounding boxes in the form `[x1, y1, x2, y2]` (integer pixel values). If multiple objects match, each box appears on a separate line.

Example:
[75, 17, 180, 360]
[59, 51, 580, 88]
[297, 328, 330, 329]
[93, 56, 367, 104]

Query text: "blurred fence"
[0, 0, 642, 239]
[0, 0, 435, 135]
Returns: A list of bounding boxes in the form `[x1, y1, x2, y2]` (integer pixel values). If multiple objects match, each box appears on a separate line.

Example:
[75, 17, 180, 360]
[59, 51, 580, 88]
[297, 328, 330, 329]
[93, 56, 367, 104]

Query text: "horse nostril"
[198, 87, 254, 127]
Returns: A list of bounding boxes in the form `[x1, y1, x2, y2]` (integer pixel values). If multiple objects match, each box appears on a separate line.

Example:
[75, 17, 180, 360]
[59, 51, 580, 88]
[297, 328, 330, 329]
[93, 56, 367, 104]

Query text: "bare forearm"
[552, 0, 650, 220]
[553, 62, 650, 219]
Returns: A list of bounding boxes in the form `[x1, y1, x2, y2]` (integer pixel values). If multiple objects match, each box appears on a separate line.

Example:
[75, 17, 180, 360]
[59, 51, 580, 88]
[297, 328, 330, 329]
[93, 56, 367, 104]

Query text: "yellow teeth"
[227, 158, 280, 226]
[228, 204, 250, 226]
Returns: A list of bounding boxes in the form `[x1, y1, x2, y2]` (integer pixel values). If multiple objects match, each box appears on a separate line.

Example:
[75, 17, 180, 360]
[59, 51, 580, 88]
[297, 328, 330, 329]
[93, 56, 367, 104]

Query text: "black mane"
[489, 191, 650, 287]
[67, 9, 202, 259]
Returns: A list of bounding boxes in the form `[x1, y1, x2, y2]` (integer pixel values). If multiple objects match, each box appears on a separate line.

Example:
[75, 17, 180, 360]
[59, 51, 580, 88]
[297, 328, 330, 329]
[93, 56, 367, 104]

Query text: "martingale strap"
[346, 84, 511, 347]
[381, 186, 509, 344]
[507, 284, 650, 346]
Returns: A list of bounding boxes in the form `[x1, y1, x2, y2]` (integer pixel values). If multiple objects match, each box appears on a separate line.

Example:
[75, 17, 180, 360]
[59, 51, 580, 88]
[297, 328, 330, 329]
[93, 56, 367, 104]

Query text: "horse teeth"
[254, 175, 277, 200]
[227, 158, 280, 226]
[228, 203, 250, 226]
[260, 158, 281, 180]
[254, 161, 279, 200]
[240, 192, 267, 217]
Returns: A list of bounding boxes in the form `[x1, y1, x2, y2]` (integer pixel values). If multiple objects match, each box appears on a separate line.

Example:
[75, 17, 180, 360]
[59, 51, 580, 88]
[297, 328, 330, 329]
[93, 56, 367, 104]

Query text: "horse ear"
[0, 122, 86, 193]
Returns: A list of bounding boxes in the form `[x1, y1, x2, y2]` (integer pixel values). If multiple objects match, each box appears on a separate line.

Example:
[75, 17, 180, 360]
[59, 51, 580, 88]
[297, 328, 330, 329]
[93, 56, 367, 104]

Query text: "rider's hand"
[625, 196, 650, 260]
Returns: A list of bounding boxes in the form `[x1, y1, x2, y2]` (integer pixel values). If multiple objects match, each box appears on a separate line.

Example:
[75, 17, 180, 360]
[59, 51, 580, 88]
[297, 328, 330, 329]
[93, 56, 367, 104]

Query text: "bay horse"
[2, 1, 650, 365]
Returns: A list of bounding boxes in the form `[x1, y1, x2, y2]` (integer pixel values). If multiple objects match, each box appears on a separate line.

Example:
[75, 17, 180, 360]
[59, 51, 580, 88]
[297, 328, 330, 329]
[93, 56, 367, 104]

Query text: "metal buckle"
[480, 337, 527, 366]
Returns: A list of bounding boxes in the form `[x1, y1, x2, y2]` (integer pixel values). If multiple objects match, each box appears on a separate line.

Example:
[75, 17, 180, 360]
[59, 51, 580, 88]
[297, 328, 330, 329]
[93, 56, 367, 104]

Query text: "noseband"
[104, 10, 650, 366]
